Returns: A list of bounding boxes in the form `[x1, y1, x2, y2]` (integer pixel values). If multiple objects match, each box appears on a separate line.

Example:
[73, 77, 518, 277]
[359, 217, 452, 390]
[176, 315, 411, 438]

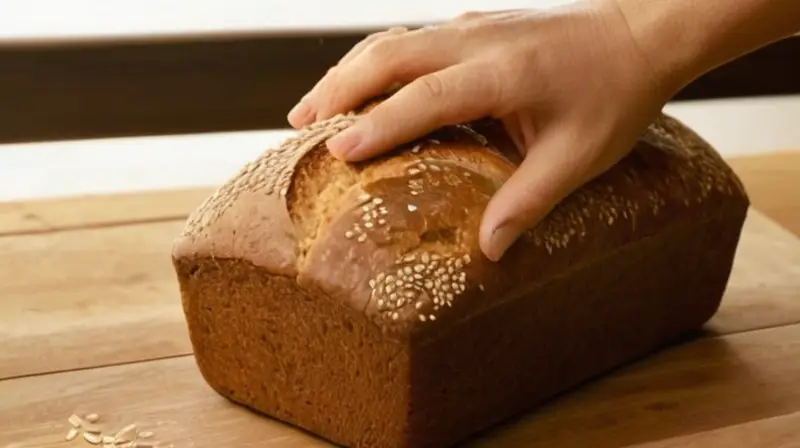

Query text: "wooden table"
[1, 150, 798, 448]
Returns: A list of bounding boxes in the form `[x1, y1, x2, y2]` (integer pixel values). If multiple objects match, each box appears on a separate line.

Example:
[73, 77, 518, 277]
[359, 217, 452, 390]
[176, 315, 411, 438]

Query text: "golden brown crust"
[172, 100, 749, 341]
[172, 113, 357, 276]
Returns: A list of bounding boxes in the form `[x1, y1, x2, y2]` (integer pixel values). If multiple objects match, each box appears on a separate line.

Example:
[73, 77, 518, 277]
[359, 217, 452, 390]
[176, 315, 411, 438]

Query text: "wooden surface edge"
[1, 150, 798, 236]
[2, 323, 800, 447]
[0, 187, 213, 236]
[631, 410, 800, 447]
[1, 203, 798, 382]
[727, 150, 800, 237]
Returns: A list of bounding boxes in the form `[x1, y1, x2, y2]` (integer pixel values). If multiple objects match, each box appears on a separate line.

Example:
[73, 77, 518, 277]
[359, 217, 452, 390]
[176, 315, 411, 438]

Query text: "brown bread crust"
[172, 100, 749, 447]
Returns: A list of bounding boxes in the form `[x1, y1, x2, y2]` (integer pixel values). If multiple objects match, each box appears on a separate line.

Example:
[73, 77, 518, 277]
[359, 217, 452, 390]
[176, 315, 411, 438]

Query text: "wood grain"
[468, 324, 800, 448]
[633, 411, 800, 448]
[1, 323, 799, 447]
[709, 209, 800, 335]
[1, 208, 798, 385]
[0, 188, 212, 236]
[0, 151, 797, 380]
[0, 220, 192, 380]
[0, 151, 796, 236]
[729, 150, 800, 237]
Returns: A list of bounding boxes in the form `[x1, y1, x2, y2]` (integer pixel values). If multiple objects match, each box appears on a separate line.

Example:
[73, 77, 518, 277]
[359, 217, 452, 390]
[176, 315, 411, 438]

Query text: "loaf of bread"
[171, 97, 749, 448]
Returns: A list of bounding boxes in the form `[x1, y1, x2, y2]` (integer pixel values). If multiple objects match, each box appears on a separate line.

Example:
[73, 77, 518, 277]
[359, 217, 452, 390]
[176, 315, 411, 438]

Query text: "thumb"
[479, 128, 599, 262]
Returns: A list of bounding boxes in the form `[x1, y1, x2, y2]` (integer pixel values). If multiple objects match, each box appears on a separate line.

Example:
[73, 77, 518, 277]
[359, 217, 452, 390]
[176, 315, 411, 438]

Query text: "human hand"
[287, 1, 679, 262]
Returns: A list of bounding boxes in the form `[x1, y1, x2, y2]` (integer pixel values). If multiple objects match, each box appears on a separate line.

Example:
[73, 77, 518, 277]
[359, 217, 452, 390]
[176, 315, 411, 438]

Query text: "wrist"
[601, 0, 707, 96]
[605, 0, 800, 97]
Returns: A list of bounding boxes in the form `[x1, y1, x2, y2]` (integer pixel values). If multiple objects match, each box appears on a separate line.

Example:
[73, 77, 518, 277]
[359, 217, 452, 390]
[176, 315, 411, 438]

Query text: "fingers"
[478, 128, 601, 262]
[501, 114, 524, 154]
[338, 26, 409, 67]
[326, 62, 505, 161]
[288, 27, 461, 129]
[287, 28, 407, 128]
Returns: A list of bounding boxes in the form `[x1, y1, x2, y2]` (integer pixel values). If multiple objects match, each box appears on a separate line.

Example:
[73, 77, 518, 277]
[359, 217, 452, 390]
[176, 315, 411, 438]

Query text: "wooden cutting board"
[0, 208, 799, 447]
[1, 149, 799, 447]
[2, 323, 799, 448]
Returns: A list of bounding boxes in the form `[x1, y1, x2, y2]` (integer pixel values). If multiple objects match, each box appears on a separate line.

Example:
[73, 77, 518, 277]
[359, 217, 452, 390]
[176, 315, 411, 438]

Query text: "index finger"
[327, 62, 505, 161]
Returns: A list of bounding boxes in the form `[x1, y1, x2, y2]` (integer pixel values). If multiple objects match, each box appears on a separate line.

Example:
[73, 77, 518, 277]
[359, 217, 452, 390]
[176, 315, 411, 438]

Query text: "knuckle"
[386, 26, 409, 35]
[324, 65, 339, 77]
[362, 30, 386, 45]
[363, 36, 399, 63]
[416, 73, 447, 101]
[455, 10, 484, 21]
[473, 63, 505, 109]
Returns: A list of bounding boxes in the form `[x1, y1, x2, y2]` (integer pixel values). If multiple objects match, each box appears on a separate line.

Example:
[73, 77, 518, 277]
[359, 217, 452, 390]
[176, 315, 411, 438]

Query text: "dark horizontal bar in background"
[0, 32, 797, 144]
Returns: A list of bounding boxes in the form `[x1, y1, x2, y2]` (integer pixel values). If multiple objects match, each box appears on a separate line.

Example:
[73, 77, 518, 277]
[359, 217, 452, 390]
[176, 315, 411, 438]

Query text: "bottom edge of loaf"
[173, 203, 747, 448]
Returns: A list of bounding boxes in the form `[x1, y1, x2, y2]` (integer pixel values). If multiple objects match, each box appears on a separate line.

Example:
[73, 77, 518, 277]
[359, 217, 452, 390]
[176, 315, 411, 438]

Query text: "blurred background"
[1, 0, 798, 201]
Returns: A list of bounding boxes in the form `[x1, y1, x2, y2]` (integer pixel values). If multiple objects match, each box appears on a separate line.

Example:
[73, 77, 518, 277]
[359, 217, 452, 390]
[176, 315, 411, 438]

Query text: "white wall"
[2, 0, 566, 41]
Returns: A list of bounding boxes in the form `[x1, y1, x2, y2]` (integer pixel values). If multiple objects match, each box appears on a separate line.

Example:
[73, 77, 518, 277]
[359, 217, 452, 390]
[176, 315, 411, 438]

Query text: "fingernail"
[287, 102, 314, 128]
[486, 223, 522, 262]
[326, 128, 362, 160]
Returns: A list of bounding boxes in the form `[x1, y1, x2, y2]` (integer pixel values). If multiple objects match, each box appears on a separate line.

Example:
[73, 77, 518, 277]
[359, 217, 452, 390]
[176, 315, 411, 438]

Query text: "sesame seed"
[83, 432, 102, 444]
[68, 414, 83, 428]
[408, 204, 417, 212]
[85, 414, 100, 423]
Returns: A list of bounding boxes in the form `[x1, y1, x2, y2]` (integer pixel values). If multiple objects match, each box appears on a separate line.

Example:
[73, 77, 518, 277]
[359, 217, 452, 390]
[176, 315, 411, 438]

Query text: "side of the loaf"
[405, 197, 748, 447]
[173, 255, 413, 447]
[394, 114, 751, 447]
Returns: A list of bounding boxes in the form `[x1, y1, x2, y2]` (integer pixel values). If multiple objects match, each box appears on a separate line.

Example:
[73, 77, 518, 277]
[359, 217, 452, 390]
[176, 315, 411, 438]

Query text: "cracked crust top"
[171, 98, 749, 341]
